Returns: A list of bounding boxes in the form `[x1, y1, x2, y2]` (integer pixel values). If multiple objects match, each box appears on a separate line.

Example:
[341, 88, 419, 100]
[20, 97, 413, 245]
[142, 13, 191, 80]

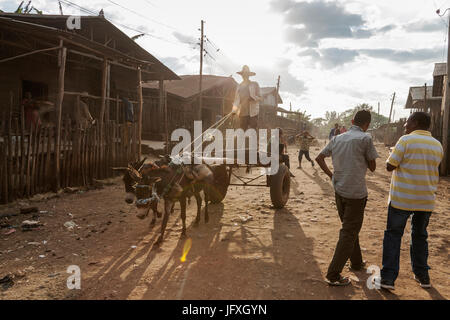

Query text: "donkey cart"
[208, 161, 291, 209]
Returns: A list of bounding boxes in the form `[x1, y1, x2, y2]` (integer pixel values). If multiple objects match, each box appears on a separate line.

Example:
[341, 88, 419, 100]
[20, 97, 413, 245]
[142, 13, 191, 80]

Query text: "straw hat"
[237, 65, 256, 76]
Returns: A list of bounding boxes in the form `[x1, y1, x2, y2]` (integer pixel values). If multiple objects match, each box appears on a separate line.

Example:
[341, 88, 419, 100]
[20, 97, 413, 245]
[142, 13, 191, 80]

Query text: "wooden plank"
[19, 105, 26, 197]
[2, 140, 9, 203]
[66, 123, 73, 187]
[116, 94, 120, 123]
[112, 123, 116, 170]
[137, 68, 143, 160]
[55, 43, 67, 191]
[61, 122, 68, 188]
[45, 126, 52, 190]
[37, 126, 45, 194]
[6, 126, 13, 202]
[442, 75, 450, 175]
[34, 126, 41, 194]
[81, 130, 86, 186]
[30, 127, 36, 196]
[25, 125, 33, 198]
[13, 118, 20, 198]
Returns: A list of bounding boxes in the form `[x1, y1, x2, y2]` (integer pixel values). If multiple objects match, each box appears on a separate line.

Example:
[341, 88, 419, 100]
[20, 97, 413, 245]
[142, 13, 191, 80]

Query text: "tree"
[14, 1, 42, 14]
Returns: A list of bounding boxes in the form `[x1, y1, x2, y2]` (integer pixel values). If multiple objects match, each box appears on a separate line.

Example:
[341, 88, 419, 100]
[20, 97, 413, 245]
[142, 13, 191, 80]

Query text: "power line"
[58, 0, 196, 49]
[107, 0, 178, 31]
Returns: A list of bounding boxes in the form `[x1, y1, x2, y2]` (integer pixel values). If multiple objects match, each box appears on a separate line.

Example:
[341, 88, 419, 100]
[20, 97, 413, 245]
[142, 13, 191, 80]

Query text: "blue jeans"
[381, 203, 432, 282]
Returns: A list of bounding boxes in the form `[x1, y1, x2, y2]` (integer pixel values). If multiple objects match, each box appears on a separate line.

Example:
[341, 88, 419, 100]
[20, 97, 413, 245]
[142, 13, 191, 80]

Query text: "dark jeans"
[381, 204, 431, 282]
[327, 193, 367, 281]
[281, 154, 290, 169]
[298, 150, 312, 165]
[239, 115, 258, 131]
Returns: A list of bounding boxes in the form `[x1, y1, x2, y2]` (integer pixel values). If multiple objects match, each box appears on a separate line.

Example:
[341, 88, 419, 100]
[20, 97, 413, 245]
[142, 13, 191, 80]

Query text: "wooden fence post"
[55, 42, 67, 191]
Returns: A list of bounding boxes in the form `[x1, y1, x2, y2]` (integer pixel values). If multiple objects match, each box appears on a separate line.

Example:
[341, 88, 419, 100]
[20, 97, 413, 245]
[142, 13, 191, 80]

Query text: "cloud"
[403, 19, 445, 33]
[172, 31, 197, 44]
[300, 47, 442, 69]
[271, 0, 393, 47]
[361, 48, 442, 62]
[254, 58, 306, 95]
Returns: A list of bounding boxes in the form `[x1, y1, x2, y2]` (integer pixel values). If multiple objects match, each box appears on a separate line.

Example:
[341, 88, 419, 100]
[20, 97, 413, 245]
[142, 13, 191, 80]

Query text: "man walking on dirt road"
[296, 131, 315, 168]
[379, 112, 443, 291]
[316, 110, 379, 286]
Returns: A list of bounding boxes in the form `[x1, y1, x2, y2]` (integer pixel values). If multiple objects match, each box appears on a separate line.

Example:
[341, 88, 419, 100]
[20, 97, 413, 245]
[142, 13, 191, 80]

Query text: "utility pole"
[442, 12, 450, 174]
[58, 1, 64, 15]
[424, 83, 427, 112]
[388, 92, 396, 124]
[378, 102, 380, 116]
[276, 75, 281, 94]
[198, 20, 205, 122]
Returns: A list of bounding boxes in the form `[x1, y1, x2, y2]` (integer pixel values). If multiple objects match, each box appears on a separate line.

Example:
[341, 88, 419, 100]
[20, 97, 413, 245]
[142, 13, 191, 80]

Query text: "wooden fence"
[0, 116, 138, 204]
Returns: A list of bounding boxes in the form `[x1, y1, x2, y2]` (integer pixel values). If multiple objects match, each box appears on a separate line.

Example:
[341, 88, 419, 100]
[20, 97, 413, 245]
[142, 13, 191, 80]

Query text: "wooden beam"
[67, 49, 157, 75]
[165, 89, 168, 154]
[137, 67, 143, 160]
[99, 58, 108, 128]
[106, 63, 111, 122]
[0, 45, 60, 63]
[55, 42, 67, 191]
[441, 75, 450, 175]
[159, 80, 164, 134]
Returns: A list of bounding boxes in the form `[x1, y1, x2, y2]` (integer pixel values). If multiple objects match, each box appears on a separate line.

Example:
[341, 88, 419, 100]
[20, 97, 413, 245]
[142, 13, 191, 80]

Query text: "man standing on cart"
[231, 65, 261, 130]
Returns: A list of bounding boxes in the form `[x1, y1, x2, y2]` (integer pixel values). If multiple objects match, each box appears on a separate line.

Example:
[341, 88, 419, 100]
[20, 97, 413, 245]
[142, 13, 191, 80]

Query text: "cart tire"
[269, 164, 290, 208]
[209, 164, 230, 204]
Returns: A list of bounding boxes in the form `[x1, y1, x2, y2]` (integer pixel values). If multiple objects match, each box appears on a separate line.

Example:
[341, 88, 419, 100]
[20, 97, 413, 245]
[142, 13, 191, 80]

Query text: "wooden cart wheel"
[209, 164, 230, 204]
[269, 164, 290, 208]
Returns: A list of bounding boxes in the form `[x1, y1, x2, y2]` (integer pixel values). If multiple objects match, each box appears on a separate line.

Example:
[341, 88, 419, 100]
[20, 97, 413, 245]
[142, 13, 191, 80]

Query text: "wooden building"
[0, 13, 178, 203]
[405, 85, 442, 141]
[258, 87, 282, 129]
[142, 75, 237, 139]
[432, 62, 450, 175]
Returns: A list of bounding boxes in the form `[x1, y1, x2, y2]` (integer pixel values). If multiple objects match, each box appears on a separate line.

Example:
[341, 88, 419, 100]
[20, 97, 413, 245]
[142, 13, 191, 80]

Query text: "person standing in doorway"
[316, 110, 379, 286]
[379, 112, 443, 291]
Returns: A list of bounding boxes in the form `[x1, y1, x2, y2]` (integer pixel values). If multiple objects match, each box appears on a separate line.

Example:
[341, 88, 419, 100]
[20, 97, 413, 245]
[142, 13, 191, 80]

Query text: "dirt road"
[0, 142, 449, 300]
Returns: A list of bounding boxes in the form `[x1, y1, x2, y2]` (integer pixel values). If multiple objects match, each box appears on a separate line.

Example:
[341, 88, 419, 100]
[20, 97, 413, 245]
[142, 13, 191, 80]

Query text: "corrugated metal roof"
[433, 62, 447, 77]
[0, 13, 179, 80]
[143, 75, 237, 99]
[260, 87, 283, 104]
[405, 85, 441, 109]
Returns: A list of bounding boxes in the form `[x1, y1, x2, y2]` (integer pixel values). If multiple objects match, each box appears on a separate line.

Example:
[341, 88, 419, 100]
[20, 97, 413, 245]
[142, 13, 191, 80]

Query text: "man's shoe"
[414, 275, 431, 289]
[290, 171, 295, 178]
[380, 279, 395, 290]
[311, 161, 315, 167]
[349, 261, 367, 271]
[325, 276, 351, 286]
[297, 165, 302, 169]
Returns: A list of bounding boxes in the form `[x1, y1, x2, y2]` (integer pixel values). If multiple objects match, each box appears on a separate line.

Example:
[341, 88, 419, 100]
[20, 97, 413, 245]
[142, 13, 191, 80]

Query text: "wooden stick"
[14, 118, 20, 198]
[0, 46, 61, 64]
[19, 104, 25, 197]
[26, 125, 33, 197]
[45, 126, 52, 190]
[137, 68, 143, 160]
[6, 125, 13, 202]
[55, 43, 67, 191]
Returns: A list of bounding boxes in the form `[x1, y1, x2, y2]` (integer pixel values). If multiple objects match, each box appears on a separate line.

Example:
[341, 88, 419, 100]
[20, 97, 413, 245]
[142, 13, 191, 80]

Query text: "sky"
[1, 0, 450, 120]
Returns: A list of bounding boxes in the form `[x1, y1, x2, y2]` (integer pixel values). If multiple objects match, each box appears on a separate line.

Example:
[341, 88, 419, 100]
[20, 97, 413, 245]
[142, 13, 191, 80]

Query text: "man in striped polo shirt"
[380, 112, 443, 290]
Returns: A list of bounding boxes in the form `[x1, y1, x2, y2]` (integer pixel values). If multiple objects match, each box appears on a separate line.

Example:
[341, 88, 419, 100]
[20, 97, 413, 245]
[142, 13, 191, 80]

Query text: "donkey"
[113, 158, 162, 225]
[118, 157, 215, 245]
